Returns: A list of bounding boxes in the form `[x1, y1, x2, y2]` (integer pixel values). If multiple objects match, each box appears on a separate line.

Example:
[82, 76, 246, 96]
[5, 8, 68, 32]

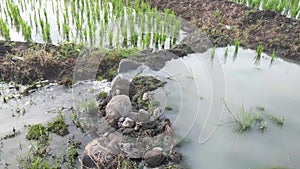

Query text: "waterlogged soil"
[151, 0, 300, 63]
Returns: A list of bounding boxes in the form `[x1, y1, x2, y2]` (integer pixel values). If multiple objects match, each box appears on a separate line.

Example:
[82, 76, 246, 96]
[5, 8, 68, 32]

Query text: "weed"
[26, 124, 48, 141]
[270, 115, 285, 126]
[46, 113, 69, 136]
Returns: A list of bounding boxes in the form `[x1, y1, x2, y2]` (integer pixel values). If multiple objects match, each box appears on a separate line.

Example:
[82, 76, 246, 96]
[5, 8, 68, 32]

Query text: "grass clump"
[46, 113, 69, 136]
[223, 99, 286, 134]
[96, 91, 108, 101]
[26, 124, 48, 141]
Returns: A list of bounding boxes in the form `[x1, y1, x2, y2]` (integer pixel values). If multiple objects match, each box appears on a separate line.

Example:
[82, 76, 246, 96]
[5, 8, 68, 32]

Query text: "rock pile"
[81, 76, 184, 169]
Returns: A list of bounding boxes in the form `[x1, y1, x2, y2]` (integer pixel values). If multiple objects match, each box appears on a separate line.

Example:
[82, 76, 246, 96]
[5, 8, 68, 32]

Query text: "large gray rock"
[118, 59, 142, 73]
[105, 95, 132, 120]
[144, 149, 165, 168]
[111, 77, 130, 96]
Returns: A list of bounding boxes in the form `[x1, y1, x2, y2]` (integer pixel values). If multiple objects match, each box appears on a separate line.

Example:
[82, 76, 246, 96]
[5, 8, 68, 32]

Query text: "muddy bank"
[0, 40, 196, 85]
[151, 0, 300, 63]
[0, 41, 141, 85]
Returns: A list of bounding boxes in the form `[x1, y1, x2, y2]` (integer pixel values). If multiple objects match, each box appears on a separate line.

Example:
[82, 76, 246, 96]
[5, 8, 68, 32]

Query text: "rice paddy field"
[0, 0, 183, 49]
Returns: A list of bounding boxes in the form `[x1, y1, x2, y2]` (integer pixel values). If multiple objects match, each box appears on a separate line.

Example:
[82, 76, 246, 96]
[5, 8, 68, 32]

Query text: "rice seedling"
[160, 34, 167, 48]
[131, 31, 139, 47]
[154, 33, 159, 46]
[233, 39, 240, 61]
[291, 6, 299, 19]
[63, 23, 70, 40]
[254, 44, 264, 66]
[134, 0, 140, 13]
[43, 8, 47, 22]
[99, 27, 104, 47]
[0, 18, 10, 40]
[0, 0, 180, 50]
[83, 28, 87, 40]
[122, 24, 128, 47]
[224, 46, 229, 63]
[116, 28, 120, 47]
[39, 18, 44, 32]
[89, 28, 94, 45]
[104, 4, 109, 23]
[269, 50, 276, 67]
[232, 0, 299, 19]
[144, 32, 151, 48]
[210, 46, 216, 65]
[23, 25, 31, 41]
[108, 28, 113, 47]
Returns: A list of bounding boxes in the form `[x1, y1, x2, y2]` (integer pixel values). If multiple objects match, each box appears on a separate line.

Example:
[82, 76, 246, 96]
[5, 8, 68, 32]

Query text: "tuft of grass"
[223, 99, 286, 134]
[46, 113, 69, 136]
[235, 107, 256, 133]
[26, 124, 48, 141]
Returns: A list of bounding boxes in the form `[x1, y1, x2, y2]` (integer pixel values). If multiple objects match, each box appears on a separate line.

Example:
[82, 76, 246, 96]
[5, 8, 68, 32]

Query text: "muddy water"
[116, 47, 300, 169]
[0, 80, 110, 167]
[152, 47, 300, 169]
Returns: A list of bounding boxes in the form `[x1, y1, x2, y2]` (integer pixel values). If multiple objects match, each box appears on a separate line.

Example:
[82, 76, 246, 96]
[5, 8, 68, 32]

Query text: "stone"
[111, 77, 130, 96]
[122, 117, 135, 128]
[119, 117, 125, 122]
[142, 92, 149, 101]
[97, 120, 113, 135]
[81, 154, 97, 168]
[118, 59, 142, 73]
[121, 143, 132, 151]
[144, 149, 165, 168]
[105, 95, 132, 120]
[107, 140, 121, 154]
[122, 128, 134, 135]
[153, 147, 163, 152]
[127, 112, 138, 121]
[137, 109, 151, 122]
[81, 138, 117, 169]
[153, 107, 162, 119]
